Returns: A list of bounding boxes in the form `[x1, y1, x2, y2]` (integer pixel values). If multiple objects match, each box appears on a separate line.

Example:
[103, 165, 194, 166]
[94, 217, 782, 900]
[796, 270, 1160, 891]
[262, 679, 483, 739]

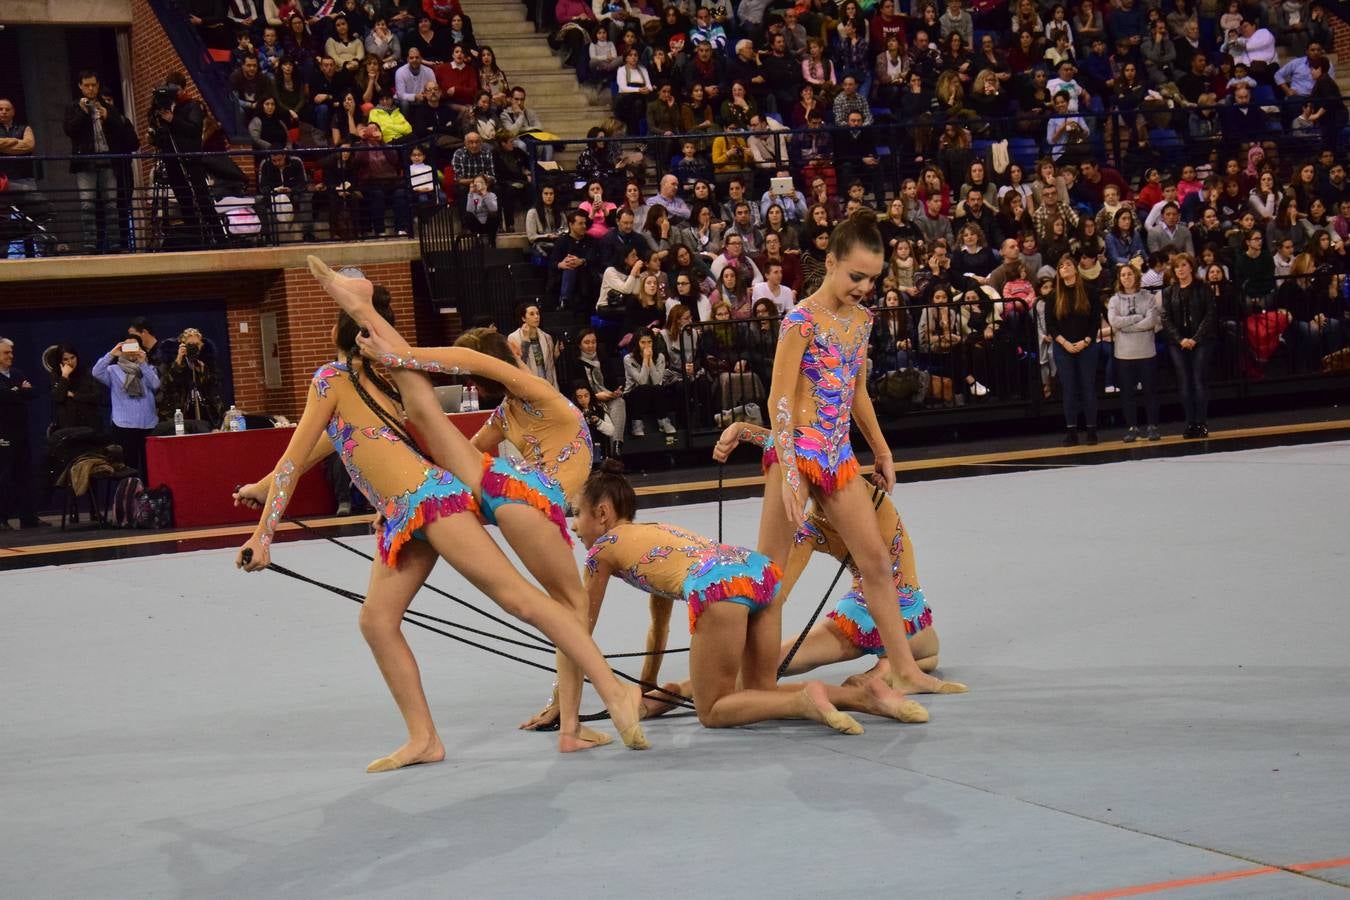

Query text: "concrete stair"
[462, 0, 611, 140]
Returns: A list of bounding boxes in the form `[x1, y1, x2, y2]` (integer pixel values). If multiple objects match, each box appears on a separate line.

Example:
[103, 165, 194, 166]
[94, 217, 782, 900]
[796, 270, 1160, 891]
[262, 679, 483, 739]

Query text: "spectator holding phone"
[91, 336, 160, 476]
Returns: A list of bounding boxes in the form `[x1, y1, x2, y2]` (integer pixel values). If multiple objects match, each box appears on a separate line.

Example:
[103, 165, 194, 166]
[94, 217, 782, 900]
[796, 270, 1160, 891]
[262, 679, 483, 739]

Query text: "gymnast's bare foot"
[365, 734, 446, 773]
[798, 681, 864, 735]
[884, 668, 968, 695]
[639, 682, 687, 719]
[308, 255, 373, 315]
[861, 676, 929, 723]
[610, 685, 650, 750]
[558, 726, 613, 752]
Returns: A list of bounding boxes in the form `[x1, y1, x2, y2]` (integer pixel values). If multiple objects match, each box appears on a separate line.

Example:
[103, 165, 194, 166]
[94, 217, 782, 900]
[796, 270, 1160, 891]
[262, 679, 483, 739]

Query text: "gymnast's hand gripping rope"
[239, 529, 696, 709]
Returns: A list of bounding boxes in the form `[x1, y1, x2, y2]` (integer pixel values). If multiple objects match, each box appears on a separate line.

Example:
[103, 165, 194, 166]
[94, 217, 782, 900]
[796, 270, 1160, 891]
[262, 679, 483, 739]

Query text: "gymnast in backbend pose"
[755, 209, 959, 700]
[234, 266, 647, 770]
[573, 461, 928, 732]
[714, 422, 966, 689]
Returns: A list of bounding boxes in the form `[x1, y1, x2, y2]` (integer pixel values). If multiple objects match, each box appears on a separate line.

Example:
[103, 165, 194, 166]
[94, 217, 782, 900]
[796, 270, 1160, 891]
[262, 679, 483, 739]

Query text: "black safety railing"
[1, 145, 449, 258]
[546, 277, 1349, 451]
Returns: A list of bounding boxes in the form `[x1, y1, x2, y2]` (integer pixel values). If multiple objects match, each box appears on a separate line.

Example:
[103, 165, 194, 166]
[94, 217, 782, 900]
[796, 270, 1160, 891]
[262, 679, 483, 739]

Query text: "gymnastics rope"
[285, 515, 690, 660]
[776, 558, 849, 678]
[776, 486, 888, 677]
[240, 545, 695, 710]
[716, 463, 723, 544]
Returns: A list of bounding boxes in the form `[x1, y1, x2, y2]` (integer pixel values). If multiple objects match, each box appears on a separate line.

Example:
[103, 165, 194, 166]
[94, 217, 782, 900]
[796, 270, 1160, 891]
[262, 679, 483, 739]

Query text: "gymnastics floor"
[3, 441, 1348, 900]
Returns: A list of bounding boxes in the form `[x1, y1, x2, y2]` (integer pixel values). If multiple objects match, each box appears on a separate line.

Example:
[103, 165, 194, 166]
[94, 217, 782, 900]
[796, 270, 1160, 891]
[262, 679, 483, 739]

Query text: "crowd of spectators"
[185, 0, 553, 240]
[509, 0, 1350, 450]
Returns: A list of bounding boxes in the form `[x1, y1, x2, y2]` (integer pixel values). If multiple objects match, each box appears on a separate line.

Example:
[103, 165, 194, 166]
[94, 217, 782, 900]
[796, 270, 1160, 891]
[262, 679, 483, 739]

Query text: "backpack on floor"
[131, 484, 175, 529]
[112, 476, 145, 528]
[873, 368, 928, 416]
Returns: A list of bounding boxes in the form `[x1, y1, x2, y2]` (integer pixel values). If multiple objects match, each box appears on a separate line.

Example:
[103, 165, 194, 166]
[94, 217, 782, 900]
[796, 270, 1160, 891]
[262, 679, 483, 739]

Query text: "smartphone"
[121, 341, 141, 354]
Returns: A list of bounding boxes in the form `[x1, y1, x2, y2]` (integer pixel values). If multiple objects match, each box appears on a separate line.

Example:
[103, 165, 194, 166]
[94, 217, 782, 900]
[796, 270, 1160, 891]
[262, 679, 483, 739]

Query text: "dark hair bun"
[847, 206, 880, 227]
[598, 458, 626, 476]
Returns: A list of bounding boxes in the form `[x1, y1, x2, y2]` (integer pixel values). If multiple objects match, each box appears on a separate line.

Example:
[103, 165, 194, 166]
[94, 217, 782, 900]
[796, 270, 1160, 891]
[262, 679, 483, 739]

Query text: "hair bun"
[848, 207, 880, 226]
[598, 458, 626, 476]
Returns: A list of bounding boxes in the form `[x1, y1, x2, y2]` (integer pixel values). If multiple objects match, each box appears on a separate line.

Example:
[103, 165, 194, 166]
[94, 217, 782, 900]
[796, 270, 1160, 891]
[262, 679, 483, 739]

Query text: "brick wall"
[11, 262, 421, 419]
[129, 0, 200, 152]
[1334, 16, 1350, 66]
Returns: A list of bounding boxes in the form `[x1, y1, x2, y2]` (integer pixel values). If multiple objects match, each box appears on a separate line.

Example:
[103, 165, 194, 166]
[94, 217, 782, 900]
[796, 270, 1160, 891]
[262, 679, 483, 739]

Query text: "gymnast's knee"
[358, 602, 401, 639]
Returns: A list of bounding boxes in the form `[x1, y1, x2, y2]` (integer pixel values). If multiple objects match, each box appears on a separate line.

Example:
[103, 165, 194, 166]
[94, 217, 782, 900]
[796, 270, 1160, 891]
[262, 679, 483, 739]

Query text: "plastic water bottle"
[173, 409, 185, 436]
[226, 404, 244, 432]
[464, 384, 478, 412]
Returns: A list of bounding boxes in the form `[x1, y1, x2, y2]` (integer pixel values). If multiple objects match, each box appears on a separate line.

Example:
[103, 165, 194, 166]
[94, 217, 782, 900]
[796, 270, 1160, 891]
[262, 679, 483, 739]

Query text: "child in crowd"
[406, 144, 442, 208]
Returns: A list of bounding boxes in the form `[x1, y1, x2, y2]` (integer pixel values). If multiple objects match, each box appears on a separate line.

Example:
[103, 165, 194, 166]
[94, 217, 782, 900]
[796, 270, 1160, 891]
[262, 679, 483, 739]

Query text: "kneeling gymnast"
[573, 460, 928, 732]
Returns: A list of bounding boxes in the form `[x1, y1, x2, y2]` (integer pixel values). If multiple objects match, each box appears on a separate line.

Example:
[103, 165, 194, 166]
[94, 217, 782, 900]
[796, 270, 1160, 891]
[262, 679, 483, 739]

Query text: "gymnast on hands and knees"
[234, 266, 647, 771]
[755, 209, 961, 700]
[573, 462, 926, 730]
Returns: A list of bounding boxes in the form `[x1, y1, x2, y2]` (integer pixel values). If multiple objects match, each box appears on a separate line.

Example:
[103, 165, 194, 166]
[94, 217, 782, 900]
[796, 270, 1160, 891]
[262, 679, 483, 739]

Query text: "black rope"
[285, 517, 691, 660]
[777, 558, 849, 679]
[776, 489, 889, 678]
[287, 516, 554, 649]
[265, 560, 559, 673]
[249, 550, 695, 709]
[717, 463, 723, 544]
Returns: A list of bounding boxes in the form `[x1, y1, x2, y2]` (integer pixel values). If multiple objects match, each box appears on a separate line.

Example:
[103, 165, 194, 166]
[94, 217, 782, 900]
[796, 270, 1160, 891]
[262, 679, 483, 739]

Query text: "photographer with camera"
[91, 336, 161, 477]
[159, 328, 224, 429]
[63, 70, 136, 254]
[146, 74, 222, 249]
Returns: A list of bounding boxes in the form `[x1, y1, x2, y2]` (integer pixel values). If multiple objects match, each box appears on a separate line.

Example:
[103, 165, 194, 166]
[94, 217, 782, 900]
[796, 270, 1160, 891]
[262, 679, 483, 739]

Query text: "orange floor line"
[1064, 853, 1350, 899]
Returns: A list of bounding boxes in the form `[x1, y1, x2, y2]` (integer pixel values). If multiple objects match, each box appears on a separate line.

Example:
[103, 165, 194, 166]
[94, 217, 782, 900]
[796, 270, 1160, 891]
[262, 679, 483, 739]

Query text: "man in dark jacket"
[0, 338, 46, 529]
[63, 70, 136, 254]
[408, 82, 461, 166]
[147, 75, 220, 248]
[833, 110, 883, 201]
[549, 209, 600, 316]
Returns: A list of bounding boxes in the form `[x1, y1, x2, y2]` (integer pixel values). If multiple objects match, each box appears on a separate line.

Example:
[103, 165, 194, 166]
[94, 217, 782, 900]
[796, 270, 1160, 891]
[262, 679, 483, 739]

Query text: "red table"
[146, 412, 492, 528]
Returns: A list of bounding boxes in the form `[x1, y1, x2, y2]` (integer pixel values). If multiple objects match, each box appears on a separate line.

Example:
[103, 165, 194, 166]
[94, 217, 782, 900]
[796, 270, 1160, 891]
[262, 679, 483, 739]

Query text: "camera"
[152, 85, 178, 112]
[186, 343, 201, 359]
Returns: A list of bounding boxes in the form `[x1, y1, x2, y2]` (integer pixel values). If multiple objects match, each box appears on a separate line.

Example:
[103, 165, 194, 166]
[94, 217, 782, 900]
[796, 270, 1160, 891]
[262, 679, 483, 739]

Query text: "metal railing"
[0, 145, 448, 258]
[543, 281, 1349, 449]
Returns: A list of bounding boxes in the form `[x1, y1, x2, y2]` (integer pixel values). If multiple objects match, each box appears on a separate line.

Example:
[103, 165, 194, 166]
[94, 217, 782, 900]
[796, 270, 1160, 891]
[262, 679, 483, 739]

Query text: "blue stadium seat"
[1252, 83, 1278, 107]
[1148, 128, 1185, 167]
[1009, 137, 1040, 169]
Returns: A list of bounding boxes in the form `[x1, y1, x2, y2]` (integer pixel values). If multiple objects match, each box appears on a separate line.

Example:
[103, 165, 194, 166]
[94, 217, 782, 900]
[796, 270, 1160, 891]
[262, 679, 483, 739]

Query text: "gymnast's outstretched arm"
[234, 437, 334, 509]
[237, 378, 338, 570]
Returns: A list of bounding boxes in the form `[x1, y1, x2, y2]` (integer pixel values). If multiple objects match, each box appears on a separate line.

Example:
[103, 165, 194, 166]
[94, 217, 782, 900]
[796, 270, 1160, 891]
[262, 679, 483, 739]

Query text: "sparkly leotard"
[774, 304, 873, 495]
[311, 362, 477, 567]
[477, 392, 594, 544]
[585, 522, 781, 634]
[794, 485, 933, 655]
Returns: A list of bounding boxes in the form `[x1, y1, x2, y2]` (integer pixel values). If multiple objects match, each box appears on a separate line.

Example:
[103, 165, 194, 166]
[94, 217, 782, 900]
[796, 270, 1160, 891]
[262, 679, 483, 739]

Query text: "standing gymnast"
[712, 421, 967, 689]
[757, 209, 959, 697]
[235, 274, 647, 771]
[308, 257, 648, 754]
[347, 314, 611, 738]
[573, 461, 928, 731]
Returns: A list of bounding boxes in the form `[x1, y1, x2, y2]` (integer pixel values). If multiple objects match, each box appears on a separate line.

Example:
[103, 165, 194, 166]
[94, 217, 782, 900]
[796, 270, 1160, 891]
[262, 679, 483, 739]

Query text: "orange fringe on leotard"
[686, 563, 782, 633]
[795, 455, 860, 496]
[379, 491, 479, 568]
[479, 453, 573, 546]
